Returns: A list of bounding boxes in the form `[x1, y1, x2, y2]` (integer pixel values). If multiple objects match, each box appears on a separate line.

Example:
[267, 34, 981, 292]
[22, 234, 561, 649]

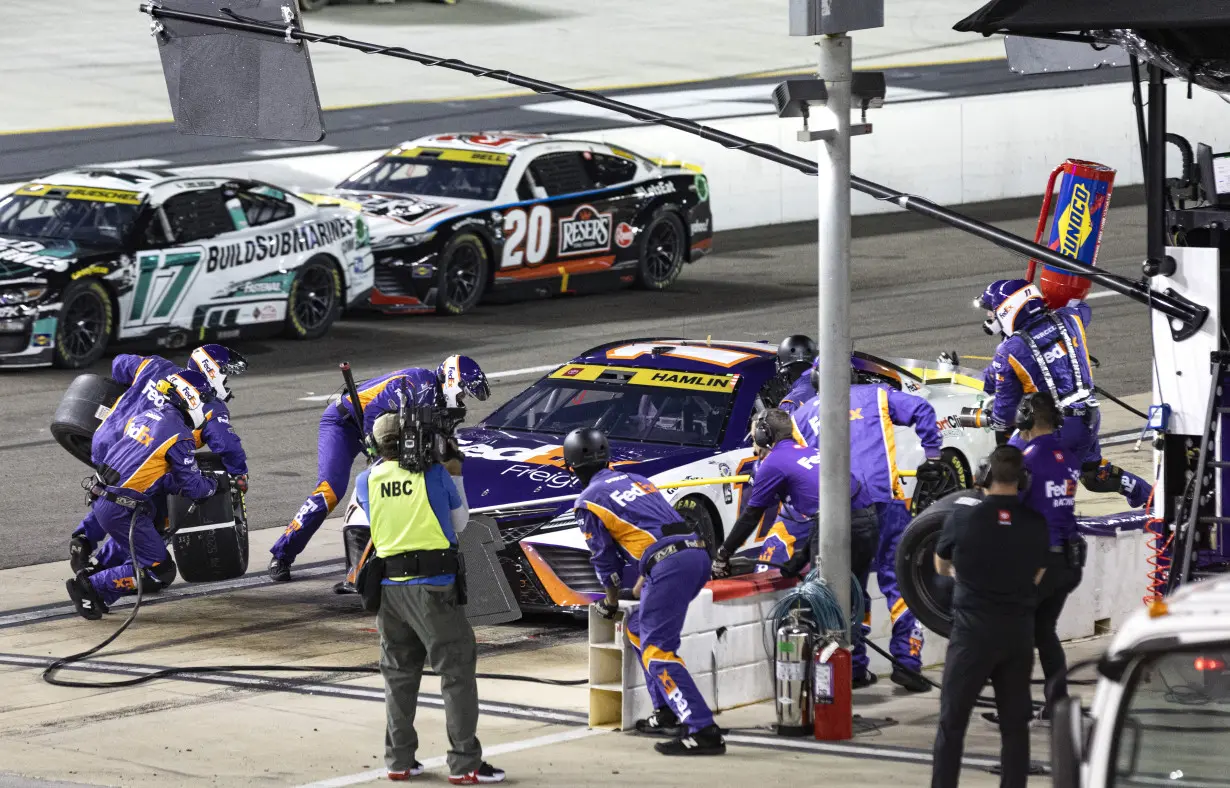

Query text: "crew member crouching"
[65, 371, 219, 619]
[564, 427, 725, 757]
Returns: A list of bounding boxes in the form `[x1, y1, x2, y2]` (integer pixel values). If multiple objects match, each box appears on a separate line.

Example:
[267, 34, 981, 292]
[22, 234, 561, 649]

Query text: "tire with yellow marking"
[674, 495, 719, 557]
[436, 233, 489, 315]
[282, 256, 341, 340]
[53, 279, 113, 369]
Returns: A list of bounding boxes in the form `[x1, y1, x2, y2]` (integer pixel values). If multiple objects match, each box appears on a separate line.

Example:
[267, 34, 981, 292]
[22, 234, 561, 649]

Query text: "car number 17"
[502, 205, 552, 268]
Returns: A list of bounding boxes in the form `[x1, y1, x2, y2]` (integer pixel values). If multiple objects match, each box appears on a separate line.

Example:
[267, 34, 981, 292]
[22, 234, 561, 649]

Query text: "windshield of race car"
[338, 156, 508, 202]
[482, 379, 733, 447]
[0, 192, 139, 246]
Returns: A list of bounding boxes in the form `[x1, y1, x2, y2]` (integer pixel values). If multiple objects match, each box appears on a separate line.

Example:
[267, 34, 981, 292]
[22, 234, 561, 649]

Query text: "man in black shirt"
[930, 446, 1049, 788]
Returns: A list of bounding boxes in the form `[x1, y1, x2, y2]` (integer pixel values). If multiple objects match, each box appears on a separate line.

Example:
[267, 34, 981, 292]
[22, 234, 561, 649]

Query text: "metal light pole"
[815, 33, 854, 640]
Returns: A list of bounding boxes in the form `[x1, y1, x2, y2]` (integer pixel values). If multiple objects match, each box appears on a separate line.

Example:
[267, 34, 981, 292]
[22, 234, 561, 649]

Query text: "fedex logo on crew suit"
[610, 480, 657, 507]
[657, 669, 693, 723]
[140, 379, 170, 408]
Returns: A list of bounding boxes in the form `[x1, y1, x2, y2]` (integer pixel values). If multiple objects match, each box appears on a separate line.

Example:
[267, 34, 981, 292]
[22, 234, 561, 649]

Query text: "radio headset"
[974, 446, 1032, 493]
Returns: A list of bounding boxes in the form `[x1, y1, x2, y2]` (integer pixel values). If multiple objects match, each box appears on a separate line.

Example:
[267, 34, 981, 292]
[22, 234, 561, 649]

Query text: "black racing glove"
[780, 549, 810, 579]
[710, 547, 732, 579]
[915, 458, 947, 484]
[594, 597, 619, 620]
[231, 474, 249, 494]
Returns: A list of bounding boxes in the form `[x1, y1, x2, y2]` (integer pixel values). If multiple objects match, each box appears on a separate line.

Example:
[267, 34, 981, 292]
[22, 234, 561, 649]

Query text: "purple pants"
[862, 501, 924, 673]
[625, 545, 714, 733]
[1009, 411, 1152, 508]
[83, 497, 171, 605]
[271, 412, 364, 562]
[756, 517, 812, 572]
[76, 495, 169, 553]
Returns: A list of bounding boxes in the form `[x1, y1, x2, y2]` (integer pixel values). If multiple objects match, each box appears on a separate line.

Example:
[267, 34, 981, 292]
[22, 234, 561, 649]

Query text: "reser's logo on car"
[501, 463, 574, 490]
[205, 218, 355, 273]
[558, 205, 612, 256]
[635, 182, 676, 200]
[614, 222, 636, 248]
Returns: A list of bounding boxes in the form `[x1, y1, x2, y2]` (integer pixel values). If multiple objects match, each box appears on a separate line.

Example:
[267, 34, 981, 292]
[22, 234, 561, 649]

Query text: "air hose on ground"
[42, 507, 586, 690]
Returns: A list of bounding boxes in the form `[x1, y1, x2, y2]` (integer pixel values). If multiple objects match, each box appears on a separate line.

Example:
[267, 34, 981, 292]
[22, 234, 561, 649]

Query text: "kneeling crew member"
[360, 412, 504, 785]
[66, 371, 219, 620]
[992, 392, 1083, 724]
[564, 427, 725, 757]
[931, 446, 1049, 788]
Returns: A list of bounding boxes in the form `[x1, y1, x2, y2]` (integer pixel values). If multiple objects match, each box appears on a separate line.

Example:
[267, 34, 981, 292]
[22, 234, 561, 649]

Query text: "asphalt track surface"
[0, 202, 1153, 570]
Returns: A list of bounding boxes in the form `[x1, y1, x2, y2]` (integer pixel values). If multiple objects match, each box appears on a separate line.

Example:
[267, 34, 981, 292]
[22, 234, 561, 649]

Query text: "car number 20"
[502, 205, 552, 268]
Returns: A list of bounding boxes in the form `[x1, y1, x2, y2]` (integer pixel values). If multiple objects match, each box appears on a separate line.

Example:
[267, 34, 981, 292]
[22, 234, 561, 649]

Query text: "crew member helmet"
[158, 369, 214, 429]
[776, 335, 818, 376]
[976, 279, 1048, 337]
[438, 355, 490, 409]
[189, 344, 248, 402]
[563, 428, 610, 473]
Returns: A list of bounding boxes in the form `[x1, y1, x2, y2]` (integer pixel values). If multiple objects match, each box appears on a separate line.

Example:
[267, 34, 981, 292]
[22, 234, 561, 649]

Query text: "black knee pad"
[142, 559, 178, 591]
[1080, 461, 1122, 494]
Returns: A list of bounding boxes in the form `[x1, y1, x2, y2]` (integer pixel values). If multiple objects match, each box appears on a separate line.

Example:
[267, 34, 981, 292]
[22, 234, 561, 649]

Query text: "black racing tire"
[283, 256, 341, 340]
[1050, 697, 1084, 788]
[50, 374, 129, 466]
[53, 279, 113, 369]
[674, 495, 719, 557]
[910, 447, 974, 516]
[634, 212, 686, 291]
[169, 452, 249, 583]
[298, 0, 330, 11]
[895, 488, 984, 639]
[435, 233, 489, 315]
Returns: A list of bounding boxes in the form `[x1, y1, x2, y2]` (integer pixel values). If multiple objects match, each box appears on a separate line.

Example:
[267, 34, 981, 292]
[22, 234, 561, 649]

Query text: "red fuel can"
[1026, 159, 1116, 308]
[813, 641, 852, 741]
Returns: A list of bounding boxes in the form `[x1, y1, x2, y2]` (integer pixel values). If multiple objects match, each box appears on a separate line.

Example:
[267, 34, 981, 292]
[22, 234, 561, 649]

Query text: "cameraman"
[357, 412, 504, 785]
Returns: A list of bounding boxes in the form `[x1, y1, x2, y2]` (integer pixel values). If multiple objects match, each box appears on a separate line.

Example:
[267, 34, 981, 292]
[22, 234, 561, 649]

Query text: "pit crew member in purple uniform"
[69, 345, 248, 573]
[65, 371, 219, 619]
[848, 374, 947, 693]
[565, 427, 725, 757]
[977, 279, 1151, 508]
[269, 355, 489, 582]
[776, 334, 818, 414]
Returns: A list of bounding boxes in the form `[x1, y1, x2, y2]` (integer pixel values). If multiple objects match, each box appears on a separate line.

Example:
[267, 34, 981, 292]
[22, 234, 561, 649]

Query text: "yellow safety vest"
[368, 461, 450, 581]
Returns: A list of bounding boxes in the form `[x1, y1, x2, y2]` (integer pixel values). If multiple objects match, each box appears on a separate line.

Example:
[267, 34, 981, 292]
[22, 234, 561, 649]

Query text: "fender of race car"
[339, 340, 999, 613]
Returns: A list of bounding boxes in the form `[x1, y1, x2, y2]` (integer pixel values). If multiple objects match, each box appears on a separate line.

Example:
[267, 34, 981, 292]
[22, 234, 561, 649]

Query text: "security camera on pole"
[777, 0, 885, 732]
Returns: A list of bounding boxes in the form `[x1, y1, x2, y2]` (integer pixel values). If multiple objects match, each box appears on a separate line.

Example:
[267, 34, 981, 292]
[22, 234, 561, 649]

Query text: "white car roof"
[386, 132, 659, 162]
[1109, 574, 1230, 657]
[15, 169, 306, 210]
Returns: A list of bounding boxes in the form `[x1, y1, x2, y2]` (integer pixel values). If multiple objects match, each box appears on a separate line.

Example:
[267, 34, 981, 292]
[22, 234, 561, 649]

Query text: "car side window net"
[582, 152, 637, 188]
[161, 189, 235, 244]
[528, 153, 599, 197]
[237, 190, 294, 227]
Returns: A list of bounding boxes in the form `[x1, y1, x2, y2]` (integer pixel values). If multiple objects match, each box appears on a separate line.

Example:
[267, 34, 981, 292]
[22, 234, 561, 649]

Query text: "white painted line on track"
[1085, 290, 1122, 300]
[295, 728, 608, 788]
[248, 144, 338, 157]
[296, 363, 561, 402]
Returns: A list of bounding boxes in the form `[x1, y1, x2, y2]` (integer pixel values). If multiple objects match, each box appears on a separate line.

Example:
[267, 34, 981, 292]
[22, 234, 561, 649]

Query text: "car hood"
[320, 189, 491, 238]
[0, 236, 94, 279]
[457, 427, 715, 516]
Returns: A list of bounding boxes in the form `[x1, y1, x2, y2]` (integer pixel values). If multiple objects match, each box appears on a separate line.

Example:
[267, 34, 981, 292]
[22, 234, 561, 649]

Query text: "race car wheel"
[634, 212, 686, 290]
[895, 488, 984, 639]
[909, 447, 973, 516]
[436, 233, 489, 315]
[674, 495, 719, 557]
[283, 256, 341, 340]
[53, 279, 113, 369]
[169, 452, 250, 583]
[50, 374, 129, 466]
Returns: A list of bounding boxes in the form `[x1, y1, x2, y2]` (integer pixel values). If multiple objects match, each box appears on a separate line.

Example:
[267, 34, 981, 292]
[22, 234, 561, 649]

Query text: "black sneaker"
[891, 666, 932, 693]
[852, 671, 879, 690]
[69, 535, 95, 575]
[333, 580, 358, 595]
[448, 762, 505, 784]
[982, 711, 1043, 728]
[65, 576, 109, 621]
[268, 557, 292, 582]
[635, 705, 682, 736]
[654, 724, 726, 756]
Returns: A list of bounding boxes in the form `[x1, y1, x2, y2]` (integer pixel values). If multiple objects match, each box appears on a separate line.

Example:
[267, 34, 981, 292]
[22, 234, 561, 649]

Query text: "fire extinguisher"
[813, 637, 852, 741]
[1027, 159, 1116, 309]
[774, 610, 814, 736]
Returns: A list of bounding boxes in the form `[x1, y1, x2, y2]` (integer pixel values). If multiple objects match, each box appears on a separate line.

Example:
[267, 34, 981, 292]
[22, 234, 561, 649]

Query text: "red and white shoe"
[387, 761, 424, 780]
[448, 762, 505, 784]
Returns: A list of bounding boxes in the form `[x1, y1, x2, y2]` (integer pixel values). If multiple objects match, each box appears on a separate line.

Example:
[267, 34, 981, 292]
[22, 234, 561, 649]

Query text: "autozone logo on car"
[635, 182, 675, 200]
[205, 218, 354, 273]
[558, 204, 612, 256]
